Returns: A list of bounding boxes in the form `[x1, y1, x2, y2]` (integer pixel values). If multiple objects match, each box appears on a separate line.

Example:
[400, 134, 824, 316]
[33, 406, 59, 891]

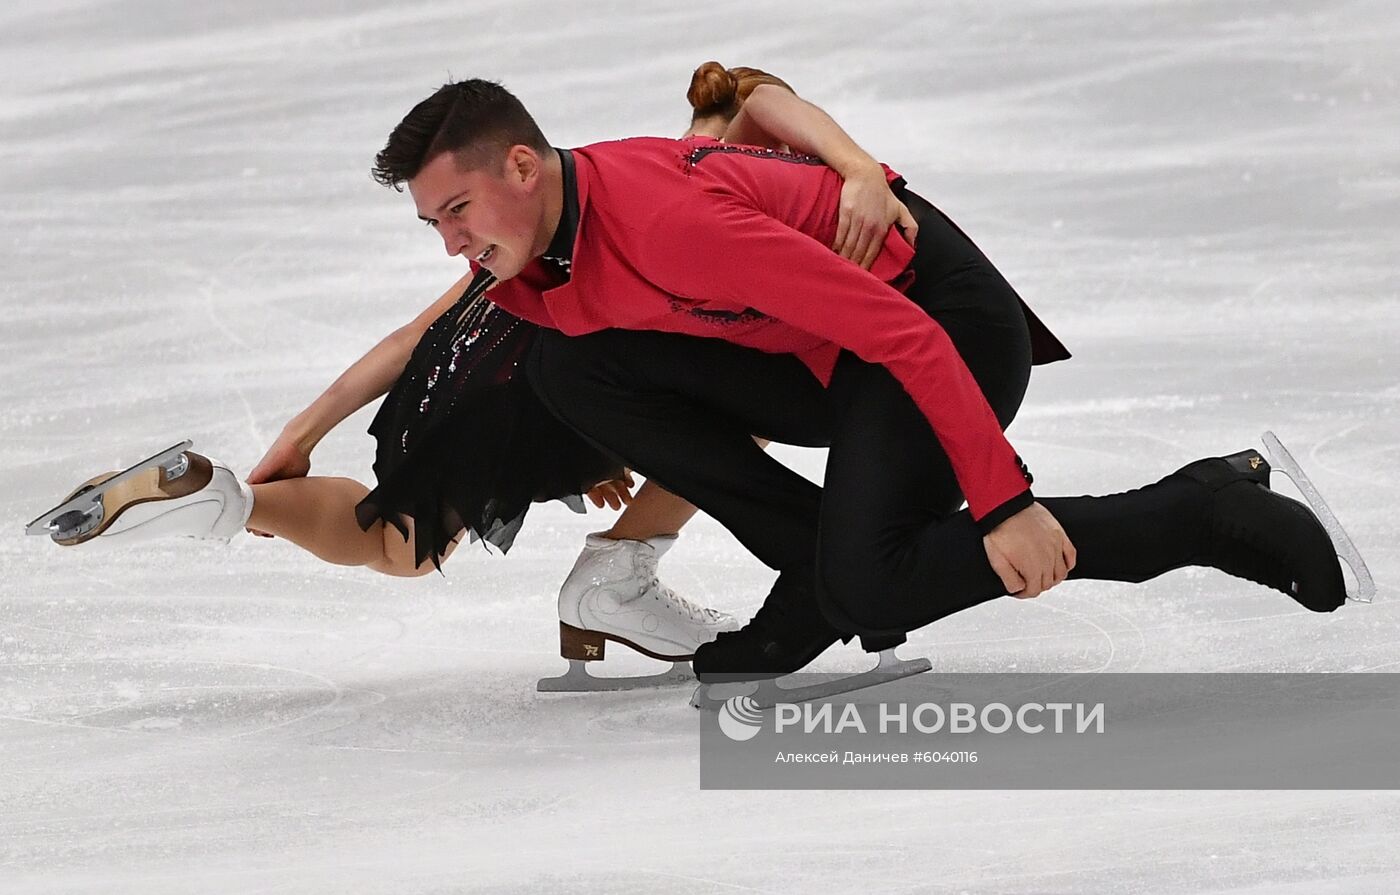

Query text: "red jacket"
[484, 136, 1031, 525]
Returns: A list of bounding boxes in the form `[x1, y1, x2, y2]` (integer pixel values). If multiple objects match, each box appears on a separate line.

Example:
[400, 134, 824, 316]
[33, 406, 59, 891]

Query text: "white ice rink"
[3, 1, 1398, 892]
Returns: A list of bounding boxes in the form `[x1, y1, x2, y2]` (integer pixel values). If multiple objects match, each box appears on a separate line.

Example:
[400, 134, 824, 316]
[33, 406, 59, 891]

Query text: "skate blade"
[24, 441, 194, 541]
[690, 648, 933, 711]
[1262, 431, 1375, 603]
[537, 659, 695, 693]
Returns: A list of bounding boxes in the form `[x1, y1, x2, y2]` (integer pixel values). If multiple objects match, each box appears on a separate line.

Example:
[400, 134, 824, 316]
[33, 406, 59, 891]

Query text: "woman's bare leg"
[242, 437, 771, 576]
[600, 438, 770, 541]
[246, 477, 451, 577]
[600, 480, 700, 540]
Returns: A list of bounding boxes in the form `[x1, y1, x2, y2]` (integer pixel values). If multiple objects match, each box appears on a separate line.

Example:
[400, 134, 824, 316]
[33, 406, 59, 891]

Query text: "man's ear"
[504, 145, 541, 186]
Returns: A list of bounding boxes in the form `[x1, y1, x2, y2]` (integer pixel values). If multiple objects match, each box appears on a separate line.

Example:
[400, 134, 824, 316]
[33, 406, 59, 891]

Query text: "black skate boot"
[859, 632, 907, 652]
[1175, 449, 1346, 612]
[692, 574, 845, 684]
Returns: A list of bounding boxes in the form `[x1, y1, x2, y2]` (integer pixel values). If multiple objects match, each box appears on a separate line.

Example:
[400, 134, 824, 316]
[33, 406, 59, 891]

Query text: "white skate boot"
[25, 441, 253, 546]
[537, 532, 741, 692]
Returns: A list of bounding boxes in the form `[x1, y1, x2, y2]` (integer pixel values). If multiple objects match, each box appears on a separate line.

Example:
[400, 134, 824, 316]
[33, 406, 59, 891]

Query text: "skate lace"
[635, 551, 723, 623]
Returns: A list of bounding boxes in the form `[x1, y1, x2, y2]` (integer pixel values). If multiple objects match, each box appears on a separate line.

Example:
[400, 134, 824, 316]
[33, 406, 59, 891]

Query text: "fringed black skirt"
[355, 272, 623, 570]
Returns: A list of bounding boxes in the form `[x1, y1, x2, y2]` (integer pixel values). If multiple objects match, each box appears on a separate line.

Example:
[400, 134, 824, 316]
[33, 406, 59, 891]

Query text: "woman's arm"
[724, 84, 876, 176]
[723, 84, 918, 268]
[247, 269, 478, 483]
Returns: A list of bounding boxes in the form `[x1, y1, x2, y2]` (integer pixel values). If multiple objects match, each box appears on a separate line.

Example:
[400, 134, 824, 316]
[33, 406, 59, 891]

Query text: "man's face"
[409, 148, 544, 281]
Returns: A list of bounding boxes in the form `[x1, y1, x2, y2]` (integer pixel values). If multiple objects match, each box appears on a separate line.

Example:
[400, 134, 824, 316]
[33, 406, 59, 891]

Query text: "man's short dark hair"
[371, 79, 550, 190]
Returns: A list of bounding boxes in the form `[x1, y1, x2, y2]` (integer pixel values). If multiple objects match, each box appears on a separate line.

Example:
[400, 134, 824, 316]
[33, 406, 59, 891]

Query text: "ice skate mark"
[1099, 422, 1193, 457]
[1133, 609, 1319, 637]
[162, 620, 393, 640]
[312, 767, 478, 818]
[0, 766, 479, 837]
[234, 389, 263, 454]
[375, 727, 675, 753]
[198, 279, 252, 351]
[225, 663, 345, 739]
[1307, 421, 1393, 492]
[375, 691, 681, 751]
[313, 743, 472, 756]
[194, 267, 265, 449]
[281, 685, 389, 743]
[56, 684, 309, 723]
[631, 868, 778, 893]
[0, 657, 354, 740]
[945, 598, 1121, 672]
[1355, 641, 1400, 672]
[1068, 588, 1148, 672]
[1211, 644, 1328, 673]
[158, 612, 411, 667]
[1247, 273, 1283, 299]
[935, 603, 1313, 652]
[1006, 438, 1132, 464]
[225, 679, 384, 742]
[0, 706, 232, 744]
[1036, 601, 1119, 673]
[582, 705, 700, 739]
[0, 620, 104, 641]
[1018, 398, 1212, 425]
[995, 28, 1273, 110]
[330, 608, 416, 670]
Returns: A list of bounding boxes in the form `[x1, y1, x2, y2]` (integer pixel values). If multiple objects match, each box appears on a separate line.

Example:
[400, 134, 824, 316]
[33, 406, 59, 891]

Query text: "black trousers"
[527, 199, 1211, 637]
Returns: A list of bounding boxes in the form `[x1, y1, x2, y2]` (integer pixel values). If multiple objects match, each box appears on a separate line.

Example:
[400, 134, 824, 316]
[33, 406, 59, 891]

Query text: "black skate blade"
[24, 440, 193, 538]
[536, 659, 695, 692]
[1261, 431, 1375, 603]
[690, 648, 932, 711]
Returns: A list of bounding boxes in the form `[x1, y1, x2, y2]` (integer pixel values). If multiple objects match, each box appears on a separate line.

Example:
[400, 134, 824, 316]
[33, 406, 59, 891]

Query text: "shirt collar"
[540, 148, 578, 275]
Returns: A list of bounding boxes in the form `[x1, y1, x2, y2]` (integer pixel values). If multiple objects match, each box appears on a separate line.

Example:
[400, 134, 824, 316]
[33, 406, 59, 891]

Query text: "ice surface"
[2, 0, 1398, 892]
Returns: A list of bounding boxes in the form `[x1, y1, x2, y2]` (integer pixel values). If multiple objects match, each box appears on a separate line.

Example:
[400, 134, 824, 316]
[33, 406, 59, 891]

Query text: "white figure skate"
[26, 441, 253, 546]
[537, 533, 740, 692]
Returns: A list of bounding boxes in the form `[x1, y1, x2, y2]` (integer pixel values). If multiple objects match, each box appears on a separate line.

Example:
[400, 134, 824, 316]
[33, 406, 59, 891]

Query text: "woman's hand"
[585, 471, 636, 511]
[833, 167, 919, 269]
[248, 433, 312, 484]
[244, 434, 313, 537]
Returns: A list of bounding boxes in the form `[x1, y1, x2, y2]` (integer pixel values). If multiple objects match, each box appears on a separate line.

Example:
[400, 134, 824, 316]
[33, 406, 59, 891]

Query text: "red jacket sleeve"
[643, 195, 1031, 526]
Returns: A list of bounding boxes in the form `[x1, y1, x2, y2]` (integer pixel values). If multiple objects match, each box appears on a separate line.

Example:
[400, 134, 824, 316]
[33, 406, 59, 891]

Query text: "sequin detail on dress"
[684, 143, 826, 170]
[356, 267, 621, 570]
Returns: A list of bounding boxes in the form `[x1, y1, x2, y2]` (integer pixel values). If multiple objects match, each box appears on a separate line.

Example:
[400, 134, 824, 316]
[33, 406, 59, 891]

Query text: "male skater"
[373, 79, 1347, 682]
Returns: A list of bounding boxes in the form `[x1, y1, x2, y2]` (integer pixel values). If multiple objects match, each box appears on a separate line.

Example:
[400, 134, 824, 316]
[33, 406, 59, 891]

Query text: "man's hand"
[585, 471, 636, 511]
[833, 168, 919, 269]
[982, 502, 1077, 599]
